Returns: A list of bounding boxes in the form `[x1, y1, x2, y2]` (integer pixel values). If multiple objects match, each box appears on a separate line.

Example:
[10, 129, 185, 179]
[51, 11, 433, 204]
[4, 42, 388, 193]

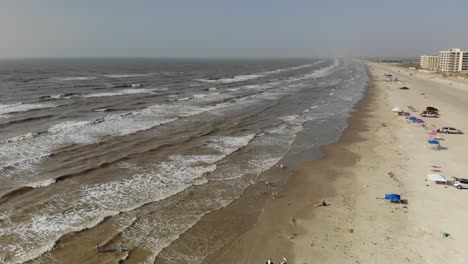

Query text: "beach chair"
[432, 144, 444, 150]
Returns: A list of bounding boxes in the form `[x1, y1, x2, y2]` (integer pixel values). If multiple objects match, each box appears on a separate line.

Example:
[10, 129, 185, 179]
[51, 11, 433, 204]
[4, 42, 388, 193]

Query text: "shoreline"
[152, 63, 369, 264]
[211, 60, 468, 263]
[200, 66, 374, 263]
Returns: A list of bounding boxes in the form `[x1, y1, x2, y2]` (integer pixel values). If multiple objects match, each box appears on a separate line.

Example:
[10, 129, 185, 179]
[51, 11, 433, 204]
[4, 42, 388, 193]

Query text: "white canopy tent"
[426, 174, 447, 183]
[392, 107, 402, 113]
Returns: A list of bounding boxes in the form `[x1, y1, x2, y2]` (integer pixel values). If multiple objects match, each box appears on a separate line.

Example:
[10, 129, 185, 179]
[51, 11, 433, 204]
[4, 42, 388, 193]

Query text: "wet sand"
[203, 61, 468, 264]
[201, 71, 375, 264]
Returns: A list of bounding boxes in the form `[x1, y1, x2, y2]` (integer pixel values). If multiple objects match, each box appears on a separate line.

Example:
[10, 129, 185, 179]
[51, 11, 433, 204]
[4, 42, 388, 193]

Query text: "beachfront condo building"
[420, 55, 439, 70]
[439, 48, 468, 72]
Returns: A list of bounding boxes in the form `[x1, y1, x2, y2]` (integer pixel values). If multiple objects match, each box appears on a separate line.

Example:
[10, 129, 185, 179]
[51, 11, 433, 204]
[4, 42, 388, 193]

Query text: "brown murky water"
[0, 58, 367, 263]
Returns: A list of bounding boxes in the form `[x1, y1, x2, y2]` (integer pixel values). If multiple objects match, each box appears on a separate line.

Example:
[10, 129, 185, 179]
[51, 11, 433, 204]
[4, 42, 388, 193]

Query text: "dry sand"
[205, 62, 468, 264]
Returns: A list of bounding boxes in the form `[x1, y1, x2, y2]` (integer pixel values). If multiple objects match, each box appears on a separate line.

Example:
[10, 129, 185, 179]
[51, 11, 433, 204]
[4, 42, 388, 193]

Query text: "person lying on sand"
[314, 200, 328, 207]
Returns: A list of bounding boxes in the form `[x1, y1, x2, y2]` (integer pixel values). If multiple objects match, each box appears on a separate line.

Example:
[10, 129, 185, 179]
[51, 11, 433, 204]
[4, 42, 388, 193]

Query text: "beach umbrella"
[427, 131, 437, 136]
[428, 140, 440, 145]
[409, 116, 417, 121]
[416, 119, 424, 123]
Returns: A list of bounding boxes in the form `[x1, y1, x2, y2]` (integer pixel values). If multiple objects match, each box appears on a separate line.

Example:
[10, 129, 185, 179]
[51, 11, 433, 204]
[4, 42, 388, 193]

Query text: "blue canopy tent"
[428, 140, 440, 145]
[384, 194, 401, 202]
[408, 116, 417, 122]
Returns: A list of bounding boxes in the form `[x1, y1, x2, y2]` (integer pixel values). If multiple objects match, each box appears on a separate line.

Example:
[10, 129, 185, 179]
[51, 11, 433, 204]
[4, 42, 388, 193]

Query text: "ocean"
[0, 58, 368, 263]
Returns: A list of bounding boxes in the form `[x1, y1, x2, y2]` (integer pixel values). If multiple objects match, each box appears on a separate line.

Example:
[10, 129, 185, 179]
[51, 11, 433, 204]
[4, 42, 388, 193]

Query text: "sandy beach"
[205, 62, 468, 264]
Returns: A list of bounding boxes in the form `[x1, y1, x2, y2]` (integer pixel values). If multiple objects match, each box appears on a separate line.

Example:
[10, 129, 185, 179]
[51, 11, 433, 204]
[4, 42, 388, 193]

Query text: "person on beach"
[96, 244, 102, 253]
[276, 164, 286, 170]
[280, 256, 287, 264]
[120, 247, 129, 252]
[314, 200, 327, 207]
[266, 258, 274, 264]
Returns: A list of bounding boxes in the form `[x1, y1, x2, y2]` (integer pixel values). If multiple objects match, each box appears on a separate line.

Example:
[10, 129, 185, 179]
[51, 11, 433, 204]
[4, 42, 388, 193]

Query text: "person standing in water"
[266, 258, 274, 264]
[96, 244, 102, 252]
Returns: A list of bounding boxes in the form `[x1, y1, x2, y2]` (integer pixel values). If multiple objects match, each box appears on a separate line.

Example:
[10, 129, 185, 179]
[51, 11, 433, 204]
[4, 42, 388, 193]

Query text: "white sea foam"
[195, 62, 323, 84]
[196, 74, 262, 84]
[0, 134, 255, 263]
[40, 93, 81, 100]
[23, 178, 57, 188]
[192, 94, 209, 99]
[0, 98, 245, 180]
[0, 132, 44, 143]
[287, 59, 340, 82]
[47, 121, 91, 134]
[53, 76, 96, 81]
[104, 74, 152, 78]
[0, 103, 55, 118]
[175, 96, 193, 101]
[0, 115, 177, 175]
[82, 88, 158, 98]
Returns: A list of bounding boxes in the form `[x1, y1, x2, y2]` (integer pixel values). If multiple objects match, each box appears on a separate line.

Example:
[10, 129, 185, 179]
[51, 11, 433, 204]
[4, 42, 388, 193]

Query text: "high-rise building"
[420, 55, 439, 70]
[439, 48, 468, 72]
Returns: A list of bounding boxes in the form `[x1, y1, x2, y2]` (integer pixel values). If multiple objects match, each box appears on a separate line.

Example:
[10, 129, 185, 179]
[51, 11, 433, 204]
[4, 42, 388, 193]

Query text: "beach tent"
[416, 119, 424, 123]
[404, 112, 411, 116]
[408, 116, 417, 121]
[392, 107, 402, 113]
[427, 131, 437, 136]
[428, 139, 444, 150]
[384, 194, 401, 202]
[426, 174, 447, 183]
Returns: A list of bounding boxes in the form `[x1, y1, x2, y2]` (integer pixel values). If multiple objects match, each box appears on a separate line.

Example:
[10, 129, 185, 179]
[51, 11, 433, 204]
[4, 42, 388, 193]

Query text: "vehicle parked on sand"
[453, 177, 468, 189]
[421, 110, 439, 117]
[426, 106, 439, 112]
[436, 127, 463, 134]
[421, 112, 439, 117]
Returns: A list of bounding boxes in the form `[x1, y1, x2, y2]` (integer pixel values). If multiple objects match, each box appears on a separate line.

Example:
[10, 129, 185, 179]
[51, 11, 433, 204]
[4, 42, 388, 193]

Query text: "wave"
[0, 103, 56, 118]
[0, 131, 47, 143]
[196, 74, 263, 84]
[82, 88, 158, 98]
[39, 93, 81, 100]
[115, 121, 311, 262]
[53, 76, 97, 81]
[195, 62, 324, 84]
[0, 97, 254, 181]
[112, 83, 143, 88]
[0, 115, 53, 128]
[104, 74, 152, 78]
[0, 186, 34, 205]
[0, 134, 256, 263]
[287, 59, 340, 82]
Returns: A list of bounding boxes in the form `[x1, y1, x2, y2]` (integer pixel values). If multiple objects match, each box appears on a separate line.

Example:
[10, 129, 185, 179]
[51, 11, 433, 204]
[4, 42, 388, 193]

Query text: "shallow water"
[0, 58, 368, 263]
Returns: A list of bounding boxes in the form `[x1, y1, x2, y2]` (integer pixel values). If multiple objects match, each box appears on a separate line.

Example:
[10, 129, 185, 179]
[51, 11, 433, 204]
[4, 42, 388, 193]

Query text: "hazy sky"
[1, 0, 467, 58]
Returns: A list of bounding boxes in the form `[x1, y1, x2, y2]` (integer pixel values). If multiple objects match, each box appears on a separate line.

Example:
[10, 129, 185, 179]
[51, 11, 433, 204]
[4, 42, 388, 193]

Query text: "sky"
[1, 0, 467, 59]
